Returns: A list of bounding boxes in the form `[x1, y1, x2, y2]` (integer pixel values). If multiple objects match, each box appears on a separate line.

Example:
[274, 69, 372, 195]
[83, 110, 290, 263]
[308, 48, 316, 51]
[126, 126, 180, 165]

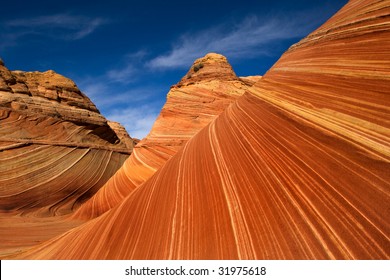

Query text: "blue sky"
[0, 0, 347, 139]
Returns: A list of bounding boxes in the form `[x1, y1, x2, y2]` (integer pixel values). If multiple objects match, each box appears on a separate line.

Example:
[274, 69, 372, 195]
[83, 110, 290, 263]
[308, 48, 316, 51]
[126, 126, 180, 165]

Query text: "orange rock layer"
[0, 64, 134, 216]
[73, 53, 258, 219]
[5, 0, 390, 259]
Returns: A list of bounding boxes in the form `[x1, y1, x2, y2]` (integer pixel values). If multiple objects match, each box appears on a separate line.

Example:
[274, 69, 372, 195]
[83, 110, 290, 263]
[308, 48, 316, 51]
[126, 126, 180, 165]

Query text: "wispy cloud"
[76, 75, 165, 139]
[148, 13, 319, 69]
[106, 105, 160, 139]
[2, 13, 106, 44]
[77, 50, 152, 103]
[105, 50, 148, 84]
[106, 64, 136, 84]
[79, 80, 161, 110]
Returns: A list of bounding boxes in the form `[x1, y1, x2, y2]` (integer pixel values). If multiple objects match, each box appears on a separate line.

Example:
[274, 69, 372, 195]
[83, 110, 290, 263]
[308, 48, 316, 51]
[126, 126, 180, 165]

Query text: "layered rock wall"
[0, 63, 133, 215]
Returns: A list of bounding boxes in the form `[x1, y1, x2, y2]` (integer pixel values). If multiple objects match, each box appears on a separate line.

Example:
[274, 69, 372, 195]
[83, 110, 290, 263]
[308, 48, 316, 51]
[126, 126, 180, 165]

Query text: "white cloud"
[103, 50, 149, 84]
[106, 105, 160, 139]
[78, 80, 161, 109]
[148, 14, 318, 69]
[72, 18, 105, 40]
[106, 64, 136, 84]
[76, 77, 164, 139]
[4, 13, 106, 41]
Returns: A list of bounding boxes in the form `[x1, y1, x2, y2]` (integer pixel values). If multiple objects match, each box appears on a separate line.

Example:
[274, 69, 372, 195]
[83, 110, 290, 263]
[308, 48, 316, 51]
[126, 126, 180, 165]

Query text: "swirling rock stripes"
[0, 62, 134, 216]
[13, 91, 389, 259]
[0, 144, 129, 215]
[5, 0, 390, 259]
[73, 53, 257, 219]
[0, 62, 134, 255]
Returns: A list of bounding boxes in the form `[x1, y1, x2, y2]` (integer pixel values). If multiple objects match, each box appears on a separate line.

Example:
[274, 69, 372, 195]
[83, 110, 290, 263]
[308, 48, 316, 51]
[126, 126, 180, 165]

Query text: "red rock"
[0, 64, 134, 217]
[3, 0, 390, 259]
[72, 53, 257, 219]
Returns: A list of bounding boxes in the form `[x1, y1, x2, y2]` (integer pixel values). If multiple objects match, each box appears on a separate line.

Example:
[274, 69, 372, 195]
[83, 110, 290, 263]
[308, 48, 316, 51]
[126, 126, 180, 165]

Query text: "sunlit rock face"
[4, 0, 390, 260]
[73, 53, 258, 219]
[0, 64, 134, 216]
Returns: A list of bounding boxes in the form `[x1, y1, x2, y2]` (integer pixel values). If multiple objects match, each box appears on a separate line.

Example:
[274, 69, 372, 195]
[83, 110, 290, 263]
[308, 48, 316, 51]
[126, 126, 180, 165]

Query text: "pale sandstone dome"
[3, 0, 390, 260]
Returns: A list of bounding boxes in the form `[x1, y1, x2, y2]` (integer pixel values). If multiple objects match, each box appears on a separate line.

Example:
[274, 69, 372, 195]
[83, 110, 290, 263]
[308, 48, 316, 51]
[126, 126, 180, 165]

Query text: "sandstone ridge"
[73, 53, 260, 219]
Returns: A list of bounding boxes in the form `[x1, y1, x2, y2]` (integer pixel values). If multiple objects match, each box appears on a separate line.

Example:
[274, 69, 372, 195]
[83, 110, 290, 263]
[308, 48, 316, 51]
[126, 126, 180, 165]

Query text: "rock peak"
[177, 53, 238, 86]
[0, 62, 135, 152]
[198, 52, 228, 62]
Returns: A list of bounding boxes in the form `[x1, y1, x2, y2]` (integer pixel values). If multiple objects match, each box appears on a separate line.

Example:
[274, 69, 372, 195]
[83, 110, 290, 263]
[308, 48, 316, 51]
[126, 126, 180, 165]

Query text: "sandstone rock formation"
[0, 63, 134, 216]
[3, 0, 390, 259]
[72, 53, 258, 219]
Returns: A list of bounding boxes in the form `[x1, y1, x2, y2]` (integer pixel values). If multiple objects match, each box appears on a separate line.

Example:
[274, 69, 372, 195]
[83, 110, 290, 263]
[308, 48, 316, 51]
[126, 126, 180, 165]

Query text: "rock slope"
[5, 0, 390, 259]
[73, 53, 258, 219]
[0, 63, 134, 216]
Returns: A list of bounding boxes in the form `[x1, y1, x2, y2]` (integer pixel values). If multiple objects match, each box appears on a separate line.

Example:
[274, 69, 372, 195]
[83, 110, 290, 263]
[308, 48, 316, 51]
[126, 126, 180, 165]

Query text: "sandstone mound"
[0, 64, 134, 216]
[72, 53, 258, 219]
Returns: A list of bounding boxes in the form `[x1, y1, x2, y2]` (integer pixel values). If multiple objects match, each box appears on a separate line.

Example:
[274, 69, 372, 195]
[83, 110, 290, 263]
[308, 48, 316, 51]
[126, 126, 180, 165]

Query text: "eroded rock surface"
[0, 64, 134, 216]
[3, 0, 390, 260]
[73, 53, 259, 219]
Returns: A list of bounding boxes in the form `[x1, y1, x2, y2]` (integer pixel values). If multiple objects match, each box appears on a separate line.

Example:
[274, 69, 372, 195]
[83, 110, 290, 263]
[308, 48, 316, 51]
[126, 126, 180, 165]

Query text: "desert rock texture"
[1, 0, 389, 259]
[72, 53, 258, 219]
[0, 62, 135, 217]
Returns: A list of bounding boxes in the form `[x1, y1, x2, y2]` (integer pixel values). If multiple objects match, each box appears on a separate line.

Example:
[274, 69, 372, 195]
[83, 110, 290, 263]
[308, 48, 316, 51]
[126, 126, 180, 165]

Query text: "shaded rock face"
[0, 64, 134, 216]
[3, 0, 390, 260]
[107, 121, 138, 149]
[73, 53, 260, 219]
[0, 64, 135, 148]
